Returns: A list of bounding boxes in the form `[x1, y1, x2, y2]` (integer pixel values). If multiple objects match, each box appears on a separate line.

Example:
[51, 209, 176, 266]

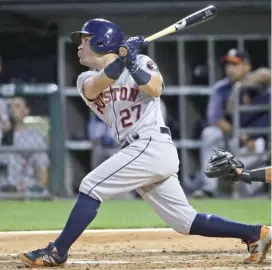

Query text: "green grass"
[1, 199, 271, 231]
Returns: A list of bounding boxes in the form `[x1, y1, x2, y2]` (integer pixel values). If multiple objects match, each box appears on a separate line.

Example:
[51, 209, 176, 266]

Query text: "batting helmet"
[70, 18, 124, 54]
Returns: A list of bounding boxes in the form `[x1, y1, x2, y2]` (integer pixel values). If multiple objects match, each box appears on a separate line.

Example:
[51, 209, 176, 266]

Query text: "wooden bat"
[119, 5, 217, 57]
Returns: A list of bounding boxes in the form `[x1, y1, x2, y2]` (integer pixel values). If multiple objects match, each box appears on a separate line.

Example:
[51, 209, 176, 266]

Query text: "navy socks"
[190, 213, 262, 242]
[54, 192, 100, 257]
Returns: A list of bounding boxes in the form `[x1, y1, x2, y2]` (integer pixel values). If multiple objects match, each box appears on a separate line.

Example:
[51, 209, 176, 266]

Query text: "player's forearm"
[242, 68, 271, 85]
[266, 167, 272, 183]
[84, 72, 116, 100]
[215, 119, 232, 134]
[138, 74, 163, 97]
[83, 58, 124, 100]
[38, 167, 49, 188]
[2, 119, 12, 132]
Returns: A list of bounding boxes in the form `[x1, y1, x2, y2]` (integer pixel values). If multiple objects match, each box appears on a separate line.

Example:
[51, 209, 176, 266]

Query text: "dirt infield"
[0, 229, 271, 270]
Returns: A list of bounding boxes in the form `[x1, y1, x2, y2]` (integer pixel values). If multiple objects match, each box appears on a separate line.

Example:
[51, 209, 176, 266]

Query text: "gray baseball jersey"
[77, 54, 196, 234]
[77, 55, 165, 144]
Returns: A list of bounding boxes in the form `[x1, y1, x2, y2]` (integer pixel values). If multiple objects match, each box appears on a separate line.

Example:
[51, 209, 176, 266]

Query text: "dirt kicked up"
[0, 229, 270, 270]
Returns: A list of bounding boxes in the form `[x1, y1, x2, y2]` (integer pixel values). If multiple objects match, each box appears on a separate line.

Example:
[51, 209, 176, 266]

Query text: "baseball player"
[18, 19, 271, 267]
[205, 149, 272, 184]
[197, 49, 270, 198]
[0, 54, 12, 143]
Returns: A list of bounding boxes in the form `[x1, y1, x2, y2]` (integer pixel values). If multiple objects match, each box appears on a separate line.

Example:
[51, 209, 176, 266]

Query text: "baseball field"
[0, 198, 271, 270]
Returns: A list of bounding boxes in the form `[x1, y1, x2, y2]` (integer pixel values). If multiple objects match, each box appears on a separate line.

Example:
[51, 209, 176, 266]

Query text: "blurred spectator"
[0, 54, 12, 142]
[0, 96, 50, 195]
[194, 48, 271, 198]
[88, 114, 119, 169]
[0, 98, 11, 144]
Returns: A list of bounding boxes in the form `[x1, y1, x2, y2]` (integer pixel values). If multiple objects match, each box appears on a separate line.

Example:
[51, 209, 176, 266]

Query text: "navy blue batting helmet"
[70, 18, 124, 54]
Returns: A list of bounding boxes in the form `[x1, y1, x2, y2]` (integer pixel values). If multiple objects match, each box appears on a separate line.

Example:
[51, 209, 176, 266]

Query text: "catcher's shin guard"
[18, 242, 68, 267]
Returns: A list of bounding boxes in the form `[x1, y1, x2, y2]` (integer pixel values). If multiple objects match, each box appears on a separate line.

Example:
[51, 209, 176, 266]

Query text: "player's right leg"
[138, 175, 271, 264]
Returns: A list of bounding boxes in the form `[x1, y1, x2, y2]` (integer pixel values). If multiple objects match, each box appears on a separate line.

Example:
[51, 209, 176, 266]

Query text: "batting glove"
[119, 36, 147, 73]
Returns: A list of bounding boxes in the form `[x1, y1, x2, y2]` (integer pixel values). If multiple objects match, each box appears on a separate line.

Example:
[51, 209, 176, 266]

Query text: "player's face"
[224, 62, 250, 82]
[78, 35, 101, 67]
[9, 98, 29, 123]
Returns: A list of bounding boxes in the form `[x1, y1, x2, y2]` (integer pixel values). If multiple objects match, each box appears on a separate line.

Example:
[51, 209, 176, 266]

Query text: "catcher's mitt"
[205, 149, 251, 183]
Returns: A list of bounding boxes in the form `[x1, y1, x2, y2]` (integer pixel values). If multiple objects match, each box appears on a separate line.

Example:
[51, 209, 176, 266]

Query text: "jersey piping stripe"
[110, 87, 121, 143]
[88, 137, 152, 196]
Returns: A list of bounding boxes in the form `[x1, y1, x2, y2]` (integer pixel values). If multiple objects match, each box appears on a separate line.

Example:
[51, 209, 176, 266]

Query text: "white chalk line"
[0, 228, 172, 235]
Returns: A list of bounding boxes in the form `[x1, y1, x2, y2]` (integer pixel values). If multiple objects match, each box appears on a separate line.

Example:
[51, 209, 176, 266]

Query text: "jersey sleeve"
[137, 55, 162, 77]
[137, 55, 164, 92]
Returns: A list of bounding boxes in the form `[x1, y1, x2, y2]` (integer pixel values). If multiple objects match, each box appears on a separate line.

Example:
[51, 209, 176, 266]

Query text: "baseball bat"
[119, 5, 217, 57]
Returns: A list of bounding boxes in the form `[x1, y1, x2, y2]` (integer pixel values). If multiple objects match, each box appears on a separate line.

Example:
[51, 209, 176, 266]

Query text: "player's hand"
[119, 36, 146, 73]
[0, 118, 11, 132]
[204, 149, 250, 183]
[126, 36, 146, 51]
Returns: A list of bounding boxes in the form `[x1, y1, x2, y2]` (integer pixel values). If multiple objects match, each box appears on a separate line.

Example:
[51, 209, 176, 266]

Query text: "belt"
[121, 127, 171, 149]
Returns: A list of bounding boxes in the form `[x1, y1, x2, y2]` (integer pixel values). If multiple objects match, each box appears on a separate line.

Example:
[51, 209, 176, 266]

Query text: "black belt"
[121, 127, 171, 149]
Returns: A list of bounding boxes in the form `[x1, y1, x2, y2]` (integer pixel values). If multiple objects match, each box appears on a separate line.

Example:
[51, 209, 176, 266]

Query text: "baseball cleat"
[18, 242, 68, 267]
[243, 226, 271, 264]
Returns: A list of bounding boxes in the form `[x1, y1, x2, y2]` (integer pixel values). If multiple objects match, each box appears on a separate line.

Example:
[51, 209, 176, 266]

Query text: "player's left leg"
[138, 174, 271, 264]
